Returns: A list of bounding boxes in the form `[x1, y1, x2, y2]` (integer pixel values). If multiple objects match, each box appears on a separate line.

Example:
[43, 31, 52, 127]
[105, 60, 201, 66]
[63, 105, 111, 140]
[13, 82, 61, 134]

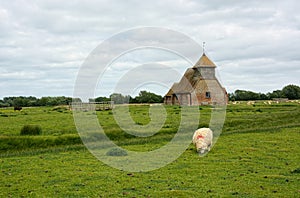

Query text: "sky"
[1, 0, 300, 99]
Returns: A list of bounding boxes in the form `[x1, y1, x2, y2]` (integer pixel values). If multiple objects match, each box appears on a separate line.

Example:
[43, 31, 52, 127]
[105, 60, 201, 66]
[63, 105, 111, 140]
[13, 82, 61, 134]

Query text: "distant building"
[164, 52, 227, 106]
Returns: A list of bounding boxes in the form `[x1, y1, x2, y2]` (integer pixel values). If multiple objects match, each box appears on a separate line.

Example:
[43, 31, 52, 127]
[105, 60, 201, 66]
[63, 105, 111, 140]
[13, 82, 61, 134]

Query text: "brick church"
[164, 52, 227, 106]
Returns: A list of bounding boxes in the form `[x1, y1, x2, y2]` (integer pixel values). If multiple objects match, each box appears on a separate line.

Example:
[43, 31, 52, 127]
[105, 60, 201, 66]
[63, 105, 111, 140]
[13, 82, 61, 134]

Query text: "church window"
[205, 92, 211, 98]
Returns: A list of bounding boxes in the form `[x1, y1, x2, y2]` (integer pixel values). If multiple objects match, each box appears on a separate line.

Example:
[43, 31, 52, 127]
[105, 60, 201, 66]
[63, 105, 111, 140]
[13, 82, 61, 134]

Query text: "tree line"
[228, 84, 300, 101]
[90, 91, 163, 104]
[0, 96, 80, 108]
[1, 85, 299, 107]
[0, 91, 163, 107]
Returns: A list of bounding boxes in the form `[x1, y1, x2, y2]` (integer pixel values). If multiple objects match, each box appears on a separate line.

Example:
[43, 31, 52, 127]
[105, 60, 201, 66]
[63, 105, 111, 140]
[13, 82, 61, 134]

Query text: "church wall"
[193, 79, 227, 105]
[164, 96, 172, 105]
[194, 82, 212, 105]
[199, 67, 215, 79]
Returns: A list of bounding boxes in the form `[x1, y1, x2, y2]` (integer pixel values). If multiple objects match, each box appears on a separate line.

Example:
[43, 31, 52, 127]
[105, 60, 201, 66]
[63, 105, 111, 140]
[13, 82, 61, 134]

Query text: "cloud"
[0, 0, 299, 98]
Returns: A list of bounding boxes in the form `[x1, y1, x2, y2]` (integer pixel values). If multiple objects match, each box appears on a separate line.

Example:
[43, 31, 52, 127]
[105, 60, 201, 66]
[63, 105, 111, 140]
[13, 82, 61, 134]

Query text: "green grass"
[0, 106, 76, 136]
[0, 103, 299, 197]
[223, 102, 300, 134]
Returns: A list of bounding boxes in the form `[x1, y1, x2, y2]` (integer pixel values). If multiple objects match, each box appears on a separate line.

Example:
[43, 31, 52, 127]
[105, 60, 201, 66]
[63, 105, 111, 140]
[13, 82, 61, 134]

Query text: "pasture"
[0, 102, 299, 197]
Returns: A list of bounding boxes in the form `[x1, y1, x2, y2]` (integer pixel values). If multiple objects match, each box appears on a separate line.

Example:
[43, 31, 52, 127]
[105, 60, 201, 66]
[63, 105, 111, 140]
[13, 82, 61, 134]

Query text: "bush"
[20, 125, 42, 136]
[291, 168, 300, 174]
[106, 147, 128, 156]
[52, 106, 69, 112]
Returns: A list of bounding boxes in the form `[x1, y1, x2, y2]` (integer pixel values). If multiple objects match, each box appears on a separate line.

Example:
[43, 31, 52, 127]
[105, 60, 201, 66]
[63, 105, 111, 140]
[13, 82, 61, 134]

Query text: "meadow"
[0, 102, 299, 197]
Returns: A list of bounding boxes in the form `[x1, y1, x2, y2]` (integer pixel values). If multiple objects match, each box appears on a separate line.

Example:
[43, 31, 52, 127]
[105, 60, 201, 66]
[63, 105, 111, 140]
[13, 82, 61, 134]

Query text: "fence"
[71, 101, 114, 111]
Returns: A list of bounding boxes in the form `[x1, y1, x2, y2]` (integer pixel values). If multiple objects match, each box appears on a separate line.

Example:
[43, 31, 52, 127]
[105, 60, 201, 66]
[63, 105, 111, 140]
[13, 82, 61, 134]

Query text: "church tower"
[193, 53, 216, 80]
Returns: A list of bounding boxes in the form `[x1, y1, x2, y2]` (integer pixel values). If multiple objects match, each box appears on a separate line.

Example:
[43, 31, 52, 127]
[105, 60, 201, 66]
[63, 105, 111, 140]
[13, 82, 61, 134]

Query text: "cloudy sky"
[1, 0, 299, 98]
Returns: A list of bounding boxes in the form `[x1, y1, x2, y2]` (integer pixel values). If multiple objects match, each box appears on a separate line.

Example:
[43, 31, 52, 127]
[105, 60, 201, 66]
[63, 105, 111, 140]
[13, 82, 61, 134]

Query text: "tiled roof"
[193, 53, 216, 68]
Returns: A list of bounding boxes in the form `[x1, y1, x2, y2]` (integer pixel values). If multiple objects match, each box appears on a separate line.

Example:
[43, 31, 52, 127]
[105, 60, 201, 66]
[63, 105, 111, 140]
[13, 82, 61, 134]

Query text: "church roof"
[165, 51, 219, 96]
[165, 83, 178, 96]
[165, 68, 202, 95]
[193, 53, 216, 68]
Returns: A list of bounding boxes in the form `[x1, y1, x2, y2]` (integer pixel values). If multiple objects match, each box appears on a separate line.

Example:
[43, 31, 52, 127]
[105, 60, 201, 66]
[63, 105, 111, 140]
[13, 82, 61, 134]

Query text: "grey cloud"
[0, 0, 299, 98]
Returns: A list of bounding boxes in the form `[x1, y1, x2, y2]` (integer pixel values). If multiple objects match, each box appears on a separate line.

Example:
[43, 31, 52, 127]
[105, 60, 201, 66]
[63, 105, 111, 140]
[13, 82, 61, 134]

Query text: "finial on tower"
[202, 42, 206, 55]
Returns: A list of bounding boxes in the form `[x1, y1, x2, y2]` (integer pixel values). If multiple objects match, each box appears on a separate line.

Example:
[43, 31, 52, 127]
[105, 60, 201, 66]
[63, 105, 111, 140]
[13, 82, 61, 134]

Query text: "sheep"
[192, 128, 213, 154]
[247, 101, 255, 105]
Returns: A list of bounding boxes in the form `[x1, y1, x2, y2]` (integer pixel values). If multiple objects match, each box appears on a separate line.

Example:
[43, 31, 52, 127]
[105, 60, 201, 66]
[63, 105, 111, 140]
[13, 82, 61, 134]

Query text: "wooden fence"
[71, 101, 114, 111]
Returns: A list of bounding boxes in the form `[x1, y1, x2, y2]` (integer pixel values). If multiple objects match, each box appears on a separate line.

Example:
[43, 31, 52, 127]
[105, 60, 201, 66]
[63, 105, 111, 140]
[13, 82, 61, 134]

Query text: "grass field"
[0, 102, 299, 197]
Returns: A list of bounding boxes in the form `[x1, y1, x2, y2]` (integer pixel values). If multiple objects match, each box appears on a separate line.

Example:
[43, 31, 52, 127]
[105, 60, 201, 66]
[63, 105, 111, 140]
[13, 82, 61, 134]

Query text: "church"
[164, 52, 227, 106]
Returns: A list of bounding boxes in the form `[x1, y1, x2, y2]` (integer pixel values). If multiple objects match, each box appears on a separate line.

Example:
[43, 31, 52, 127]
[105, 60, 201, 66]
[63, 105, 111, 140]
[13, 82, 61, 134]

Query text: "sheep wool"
[192, 128, 213, 154]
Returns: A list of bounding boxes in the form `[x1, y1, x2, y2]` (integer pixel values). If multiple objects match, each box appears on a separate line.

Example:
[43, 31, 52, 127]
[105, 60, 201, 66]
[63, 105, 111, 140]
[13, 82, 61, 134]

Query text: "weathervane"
[202, 42, 206, 54]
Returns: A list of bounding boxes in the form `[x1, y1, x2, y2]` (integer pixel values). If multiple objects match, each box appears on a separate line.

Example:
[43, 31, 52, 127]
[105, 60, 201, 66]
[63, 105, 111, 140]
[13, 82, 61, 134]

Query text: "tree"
[3, 97, 15, 106]
[129, 96, 137, 103]
[233, 90, 260, 101]
[2, 96, 38, 107]
[94, 96, 110, 102]
[109, 93, 129, 104]
[228, 93, 235, 101]
[267, 90, 284, 99]
[0, 99, 9, 107]
[72, 98, 82, 103]
[135, 91, 163, 103]
[282, 84, 300, 99]
[258, 93, 268, 100]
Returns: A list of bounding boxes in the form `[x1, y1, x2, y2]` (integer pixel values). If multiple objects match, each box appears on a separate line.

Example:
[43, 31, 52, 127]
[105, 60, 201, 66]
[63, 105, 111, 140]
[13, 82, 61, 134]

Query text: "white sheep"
[247, 101, 255, 105]
[192, 128, 213, 154]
